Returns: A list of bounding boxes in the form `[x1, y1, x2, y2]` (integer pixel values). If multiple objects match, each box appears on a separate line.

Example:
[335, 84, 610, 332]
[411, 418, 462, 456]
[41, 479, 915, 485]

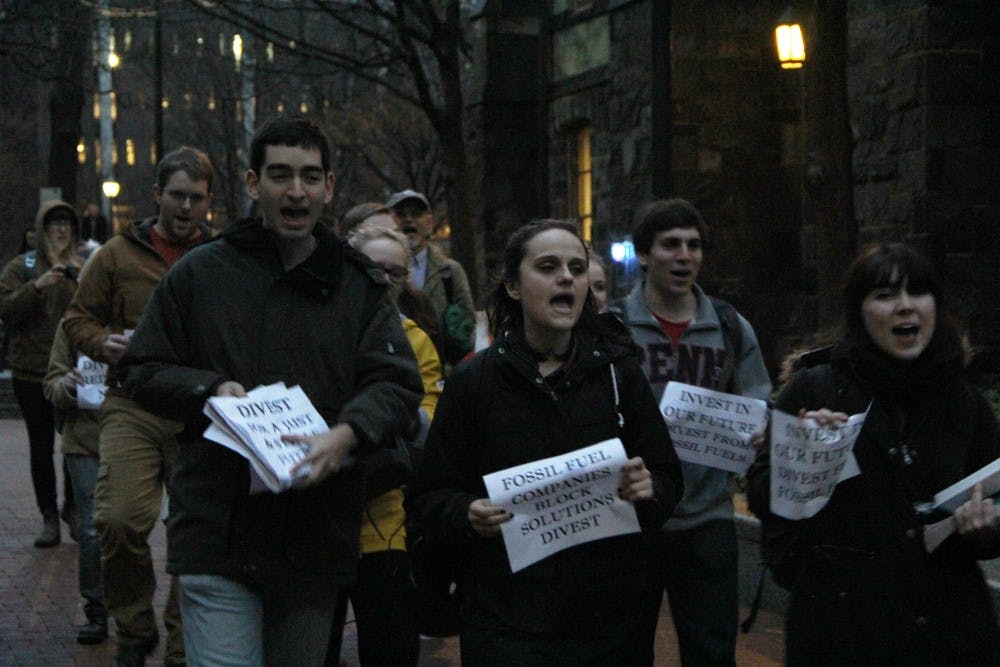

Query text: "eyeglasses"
[380, 264, 410, 281]
[45, 219, 74, 230]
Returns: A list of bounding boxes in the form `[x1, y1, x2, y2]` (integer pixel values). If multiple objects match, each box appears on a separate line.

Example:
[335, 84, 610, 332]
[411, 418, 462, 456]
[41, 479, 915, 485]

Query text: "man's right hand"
[215, 381, 247, 397]
[103, 334, 130, 364]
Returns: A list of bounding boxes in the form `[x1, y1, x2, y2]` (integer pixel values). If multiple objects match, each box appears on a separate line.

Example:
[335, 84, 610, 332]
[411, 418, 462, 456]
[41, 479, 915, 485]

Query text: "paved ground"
[0, 417, 785, 666]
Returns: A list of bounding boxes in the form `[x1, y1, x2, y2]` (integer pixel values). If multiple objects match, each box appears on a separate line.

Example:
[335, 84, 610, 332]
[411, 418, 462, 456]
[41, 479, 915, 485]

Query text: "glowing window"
[126, 139, 135, 166]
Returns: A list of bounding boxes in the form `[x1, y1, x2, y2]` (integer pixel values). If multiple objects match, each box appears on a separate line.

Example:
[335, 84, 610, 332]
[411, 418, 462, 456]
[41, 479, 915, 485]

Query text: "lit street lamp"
[775, 23, 806, 69]
[102, 180, 121, 199]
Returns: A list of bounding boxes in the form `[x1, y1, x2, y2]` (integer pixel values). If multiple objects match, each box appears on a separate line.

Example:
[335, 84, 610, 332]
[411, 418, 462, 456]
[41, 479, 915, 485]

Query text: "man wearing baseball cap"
[387, 190, 474, 366]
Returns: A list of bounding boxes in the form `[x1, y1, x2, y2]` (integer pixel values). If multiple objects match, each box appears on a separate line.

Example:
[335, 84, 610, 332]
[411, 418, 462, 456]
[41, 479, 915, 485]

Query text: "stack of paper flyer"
[933, 457, 1000, 513]
[203, 382, 328, 493]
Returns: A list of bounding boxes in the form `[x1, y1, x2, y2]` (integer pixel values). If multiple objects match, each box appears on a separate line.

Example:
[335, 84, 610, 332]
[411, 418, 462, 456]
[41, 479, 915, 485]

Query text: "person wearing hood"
[0, 200, 83, 547]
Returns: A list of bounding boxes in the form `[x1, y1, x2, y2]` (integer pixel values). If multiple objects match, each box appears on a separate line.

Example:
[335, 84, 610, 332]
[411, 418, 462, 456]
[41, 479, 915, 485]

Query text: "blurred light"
[611, 240, 634, 263]
[108, 51, 120, 68]
[102, 181, 121, 198]
[775, 24, 806, 69]
[232, 34, 243, 64]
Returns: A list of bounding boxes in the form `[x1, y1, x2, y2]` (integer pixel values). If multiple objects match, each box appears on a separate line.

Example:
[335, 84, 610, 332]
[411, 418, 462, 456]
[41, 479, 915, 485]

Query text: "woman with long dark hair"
[406, 220, 683, 666]
[748, 243, 1000, 665]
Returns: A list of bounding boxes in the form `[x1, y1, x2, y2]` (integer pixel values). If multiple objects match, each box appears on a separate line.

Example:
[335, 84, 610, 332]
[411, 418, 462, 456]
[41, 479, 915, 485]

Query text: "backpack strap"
[708, 296, 743, 394]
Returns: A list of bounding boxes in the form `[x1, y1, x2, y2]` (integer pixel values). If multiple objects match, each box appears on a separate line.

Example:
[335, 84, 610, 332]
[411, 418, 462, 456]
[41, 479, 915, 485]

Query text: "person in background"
[387, 189, 475, 367]
[64, 146, 214, 666]
[79, 201, 110, 245]
[0, 200, 83, 548]
[340, 202, 398, 236]
[612, 199, 772, 667]
[44, 320, 107, 645]
[19, 225, 37, 253]
[748, 243, 1000, 665]
[324, 225, 443, 666]
[587, 250, 609, 313]
[118, 116, 422, 666]
[407, 219, 683, 666]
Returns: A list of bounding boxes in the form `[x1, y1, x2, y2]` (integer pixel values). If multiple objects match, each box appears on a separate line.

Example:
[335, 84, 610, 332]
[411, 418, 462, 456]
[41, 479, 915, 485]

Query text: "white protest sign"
[483, 439, 640, 573]
[203, 383, 325, 493]
[658, 382, 769, 474]
[75, 355, 109, 410]
[769, 407, 868, 520]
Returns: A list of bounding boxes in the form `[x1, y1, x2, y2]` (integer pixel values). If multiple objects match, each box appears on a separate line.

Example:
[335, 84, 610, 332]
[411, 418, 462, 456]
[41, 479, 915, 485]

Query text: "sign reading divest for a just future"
[483, 439, 640, 573]
[658, 382, 769, 474]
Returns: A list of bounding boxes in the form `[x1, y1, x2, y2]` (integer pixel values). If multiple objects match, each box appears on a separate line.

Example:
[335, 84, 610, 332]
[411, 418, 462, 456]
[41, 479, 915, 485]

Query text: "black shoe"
[33, 513, 60, 548]
[77, 615, 108, 645]
[112, 634, 159, 667]
[61, 504, 81, 542]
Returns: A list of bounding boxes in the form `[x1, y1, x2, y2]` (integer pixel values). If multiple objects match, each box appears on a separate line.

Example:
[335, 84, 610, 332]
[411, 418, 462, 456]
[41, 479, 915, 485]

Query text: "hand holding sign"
[468, 499, 511, 537]
[619, 457, 653, 502]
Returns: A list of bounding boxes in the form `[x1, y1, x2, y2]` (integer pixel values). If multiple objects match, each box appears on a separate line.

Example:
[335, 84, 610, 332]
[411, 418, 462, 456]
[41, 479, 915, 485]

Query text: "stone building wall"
[847, 0, 999, 347]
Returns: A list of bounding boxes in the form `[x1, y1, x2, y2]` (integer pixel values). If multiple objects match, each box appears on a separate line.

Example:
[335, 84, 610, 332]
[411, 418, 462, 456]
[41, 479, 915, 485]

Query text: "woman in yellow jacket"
[325, 224, 443, 666]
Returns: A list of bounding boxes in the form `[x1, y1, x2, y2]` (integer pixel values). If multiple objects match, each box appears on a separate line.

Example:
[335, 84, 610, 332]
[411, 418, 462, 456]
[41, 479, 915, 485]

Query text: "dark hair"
[488, 219, 604, 340]
[340, 202, 395, 238]
[250, 116, 331, 174]
[632, 198, 710, 256]
[18, 225, 35, 254]
[156, 146, 213, 192]
[839, 243, 965, 356]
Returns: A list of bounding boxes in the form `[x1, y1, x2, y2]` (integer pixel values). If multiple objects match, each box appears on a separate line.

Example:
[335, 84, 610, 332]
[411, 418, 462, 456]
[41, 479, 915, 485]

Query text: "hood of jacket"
[34, 200, 80, 261]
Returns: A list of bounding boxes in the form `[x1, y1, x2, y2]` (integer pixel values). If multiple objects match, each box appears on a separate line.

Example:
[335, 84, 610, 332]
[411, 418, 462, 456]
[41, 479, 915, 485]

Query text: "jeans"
[65, 454, 103, 611]
[13, 377, 71, 517]
[180, 574, 339, 667]
[642, 520, 739, 667]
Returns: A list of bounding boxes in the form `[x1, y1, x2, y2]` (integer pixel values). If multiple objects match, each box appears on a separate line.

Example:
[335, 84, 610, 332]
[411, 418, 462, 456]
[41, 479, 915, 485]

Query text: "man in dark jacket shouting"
[118, 116, 423, 666]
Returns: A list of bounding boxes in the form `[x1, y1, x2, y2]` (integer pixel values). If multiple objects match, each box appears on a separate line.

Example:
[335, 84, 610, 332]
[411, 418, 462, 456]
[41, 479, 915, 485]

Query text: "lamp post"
[96, 0, 118, 223]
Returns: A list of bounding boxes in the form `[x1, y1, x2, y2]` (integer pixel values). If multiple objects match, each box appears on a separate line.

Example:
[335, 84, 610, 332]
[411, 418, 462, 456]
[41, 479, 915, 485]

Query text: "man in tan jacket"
[64, 146, 213, 667]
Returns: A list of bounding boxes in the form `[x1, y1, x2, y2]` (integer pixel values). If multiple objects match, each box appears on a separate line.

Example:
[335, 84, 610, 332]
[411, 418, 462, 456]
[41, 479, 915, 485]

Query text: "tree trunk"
[47, 2, 89, 204]
[805, 0, 855, 329]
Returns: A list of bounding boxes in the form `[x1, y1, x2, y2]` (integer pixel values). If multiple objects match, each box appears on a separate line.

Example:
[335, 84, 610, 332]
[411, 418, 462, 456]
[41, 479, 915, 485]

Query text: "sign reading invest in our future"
[658, 382, 769, 474]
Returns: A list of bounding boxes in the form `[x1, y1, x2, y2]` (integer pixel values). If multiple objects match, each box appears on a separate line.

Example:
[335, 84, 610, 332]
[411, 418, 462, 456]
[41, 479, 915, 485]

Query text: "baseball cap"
[386, 189, 431, 212]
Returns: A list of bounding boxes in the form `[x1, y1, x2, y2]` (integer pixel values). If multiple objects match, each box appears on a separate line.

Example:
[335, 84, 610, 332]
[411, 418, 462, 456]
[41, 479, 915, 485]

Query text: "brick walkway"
[0, 417, 784, 665]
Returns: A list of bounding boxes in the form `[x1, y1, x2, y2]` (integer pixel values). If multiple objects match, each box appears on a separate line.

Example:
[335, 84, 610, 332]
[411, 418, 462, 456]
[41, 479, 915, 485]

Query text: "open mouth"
[281, 207, 310, 225]
[401, 224, 419, 235]
[670, 269, 692, 279]
[550, 294, 576, 312]
[892, 323, 919, 337]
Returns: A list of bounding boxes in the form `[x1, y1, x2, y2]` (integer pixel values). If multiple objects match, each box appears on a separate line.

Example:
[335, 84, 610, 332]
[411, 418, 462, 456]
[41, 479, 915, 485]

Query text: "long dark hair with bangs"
[487, 219, 626, 346]
[840, 243, 960, 354]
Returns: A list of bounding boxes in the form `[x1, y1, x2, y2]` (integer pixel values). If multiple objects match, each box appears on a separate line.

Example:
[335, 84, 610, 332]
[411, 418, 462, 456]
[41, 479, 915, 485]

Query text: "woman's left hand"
[619, 457, 653, 503]
[954, 483, 1000, 540]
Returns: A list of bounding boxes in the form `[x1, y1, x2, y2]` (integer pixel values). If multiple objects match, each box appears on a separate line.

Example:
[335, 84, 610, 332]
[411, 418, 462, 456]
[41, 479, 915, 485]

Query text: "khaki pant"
[94, 394, 185, 663]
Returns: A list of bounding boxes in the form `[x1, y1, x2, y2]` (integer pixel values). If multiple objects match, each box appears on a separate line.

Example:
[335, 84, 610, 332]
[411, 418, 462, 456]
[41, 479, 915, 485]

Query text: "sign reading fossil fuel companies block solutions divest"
[483, 439, 640, 573]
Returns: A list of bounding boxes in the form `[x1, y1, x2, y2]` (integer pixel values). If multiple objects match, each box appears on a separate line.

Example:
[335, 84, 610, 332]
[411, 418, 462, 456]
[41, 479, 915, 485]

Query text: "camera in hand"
[59, 266, 78, 281]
